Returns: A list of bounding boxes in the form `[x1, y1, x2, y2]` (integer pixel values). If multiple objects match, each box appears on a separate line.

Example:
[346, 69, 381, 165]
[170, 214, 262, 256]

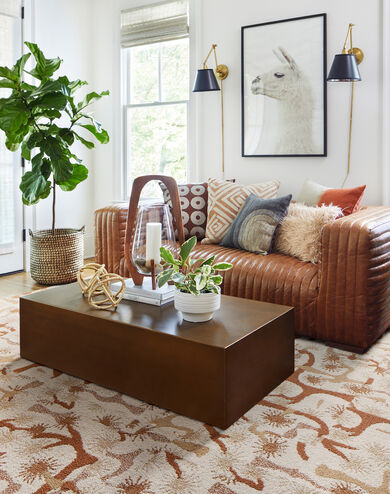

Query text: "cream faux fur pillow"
[274, 203, 343, 263]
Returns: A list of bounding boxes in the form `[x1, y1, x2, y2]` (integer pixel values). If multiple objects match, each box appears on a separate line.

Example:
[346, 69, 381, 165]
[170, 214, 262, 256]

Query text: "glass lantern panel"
[131, 203, 176, 276]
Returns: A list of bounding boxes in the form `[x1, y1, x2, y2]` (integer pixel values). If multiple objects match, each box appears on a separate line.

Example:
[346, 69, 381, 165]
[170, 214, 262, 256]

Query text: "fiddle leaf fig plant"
[0, 42, 109, 234]
[157, 236, 233, 295]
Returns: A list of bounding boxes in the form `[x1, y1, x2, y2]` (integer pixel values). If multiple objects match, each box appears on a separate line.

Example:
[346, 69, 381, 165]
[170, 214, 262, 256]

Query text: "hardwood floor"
[0, 258, 95, 299]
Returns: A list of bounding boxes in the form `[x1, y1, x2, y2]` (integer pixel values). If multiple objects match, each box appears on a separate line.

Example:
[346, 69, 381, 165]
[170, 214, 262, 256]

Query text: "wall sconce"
[327, 24, 364, 187]
[193, 44, 229, 176]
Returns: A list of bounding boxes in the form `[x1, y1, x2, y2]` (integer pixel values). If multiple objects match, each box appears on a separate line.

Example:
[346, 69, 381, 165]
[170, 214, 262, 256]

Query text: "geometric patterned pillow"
[202, 178, 280, 244]
[159, 182, 208, 241]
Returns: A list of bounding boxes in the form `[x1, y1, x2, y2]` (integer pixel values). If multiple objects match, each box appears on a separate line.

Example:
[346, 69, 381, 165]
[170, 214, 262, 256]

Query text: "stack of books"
[111, 277, 175, 306]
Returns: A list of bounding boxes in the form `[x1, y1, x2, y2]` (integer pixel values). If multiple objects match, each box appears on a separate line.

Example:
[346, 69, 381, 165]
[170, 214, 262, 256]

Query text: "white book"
[111, 277, 175, 304]
[121, 293, 174, 306]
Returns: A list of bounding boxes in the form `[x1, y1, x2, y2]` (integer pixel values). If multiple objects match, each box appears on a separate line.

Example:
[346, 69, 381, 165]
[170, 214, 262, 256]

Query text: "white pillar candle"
[145, 222, 161, 263]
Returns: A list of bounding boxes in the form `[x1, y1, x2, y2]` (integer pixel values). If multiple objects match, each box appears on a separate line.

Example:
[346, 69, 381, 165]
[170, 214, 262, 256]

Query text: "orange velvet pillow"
[317, 185, 366, 216]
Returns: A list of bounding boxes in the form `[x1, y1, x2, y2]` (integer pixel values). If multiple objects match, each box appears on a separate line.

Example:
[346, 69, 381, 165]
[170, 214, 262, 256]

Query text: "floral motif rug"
[0, 295, 390, 493]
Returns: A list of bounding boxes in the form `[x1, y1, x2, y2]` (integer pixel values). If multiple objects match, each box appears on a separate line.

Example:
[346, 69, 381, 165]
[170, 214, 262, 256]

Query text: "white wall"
[27, 0, 96, 256]
[90, 0, 386, 208]
[198, 0, 383, 205]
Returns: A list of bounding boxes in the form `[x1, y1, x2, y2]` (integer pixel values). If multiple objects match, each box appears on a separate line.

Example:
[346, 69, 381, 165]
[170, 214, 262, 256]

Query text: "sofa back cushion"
[275, 203, 343, 263]
[159, 182, 208, 240]
[203, 178, 280, 244]
[298, 179, 328, 205]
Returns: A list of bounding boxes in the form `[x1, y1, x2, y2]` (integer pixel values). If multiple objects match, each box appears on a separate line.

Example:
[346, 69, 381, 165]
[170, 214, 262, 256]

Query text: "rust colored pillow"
[317, 185, 366, 216]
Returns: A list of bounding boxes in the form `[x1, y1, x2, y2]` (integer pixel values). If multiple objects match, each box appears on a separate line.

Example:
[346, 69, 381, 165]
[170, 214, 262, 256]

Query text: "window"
[121, 1, 189, 198]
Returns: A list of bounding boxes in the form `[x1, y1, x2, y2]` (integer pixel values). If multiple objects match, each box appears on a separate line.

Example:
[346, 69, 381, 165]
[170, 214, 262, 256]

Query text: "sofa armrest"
[318, 206, 390, 350]
[94, 204, 129, 276]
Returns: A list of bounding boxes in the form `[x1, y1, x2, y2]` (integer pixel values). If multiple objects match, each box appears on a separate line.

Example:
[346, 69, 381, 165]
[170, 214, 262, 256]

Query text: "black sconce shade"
[327, 54, 361, 82]
[192, 69, 220, 92]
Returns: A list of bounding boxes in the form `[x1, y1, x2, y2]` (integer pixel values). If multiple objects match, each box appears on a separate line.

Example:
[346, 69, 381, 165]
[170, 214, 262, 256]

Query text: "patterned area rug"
[0, 296, 390, 494]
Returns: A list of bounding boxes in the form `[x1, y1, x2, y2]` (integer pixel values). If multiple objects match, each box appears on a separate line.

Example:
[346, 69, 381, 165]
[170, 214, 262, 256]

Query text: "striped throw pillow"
[202, 178, 280, 244]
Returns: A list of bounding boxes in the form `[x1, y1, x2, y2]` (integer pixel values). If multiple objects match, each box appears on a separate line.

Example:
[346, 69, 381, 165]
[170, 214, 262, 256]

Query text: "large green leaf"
[180, 236, 197, 263]
[5, 140, 19, 152]
[20, 82, 37, 92]
[30, 79, 62, 97]
[41, 136, 73, 182]
[21, 141, 31, 160]
[73, 131, 94, 149]
[20, 171, 51, 205]
[0, 79, 16, 89]
[80, 113, 102, 130]
[58, 164, 88, 191]
[51, 157, 73, 183]
[25, 42, 62, 82]
[57, 76, 87, 96]
[0, 97, 28, 133]
[0, 66, 19, 82]
[5, 125, 29, 151]
[31, 153, 51, 179]
[76, 90, 109, 111]
[33, 108, 61, 120]
[31, 91, 67, 110]
[76, 123, 109, 144]
[41, 135, 64, 160]
[14, 53, 31, 78]
[58, 128, 74, 145]
[25, 131, 43, 150]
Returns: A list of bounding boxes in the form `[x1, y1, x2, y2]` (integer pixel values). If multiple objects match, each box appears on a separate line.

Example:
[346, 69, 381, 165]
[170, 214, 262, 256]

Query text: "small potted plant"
[157, 236, 232, 322]
[0, 42, 109, 285]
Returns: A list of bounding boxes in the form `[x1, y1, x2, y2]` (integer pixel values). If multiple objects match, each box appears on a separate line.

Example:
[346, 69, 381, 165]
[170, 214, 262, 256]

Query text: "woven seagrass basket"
[29, 227, 85, 285]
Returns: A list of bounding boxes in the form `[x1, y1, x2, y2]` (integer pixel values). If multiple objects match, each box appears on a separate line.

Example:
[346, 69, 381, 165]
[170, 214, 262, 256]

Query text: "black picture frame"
[241, 13, 327, 157]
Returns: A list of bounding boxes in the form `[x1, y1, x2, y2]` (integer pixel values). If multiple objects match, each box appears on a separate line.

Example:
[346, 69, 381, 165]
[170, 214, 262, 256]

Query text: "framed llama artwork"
[241, 13, 327, 157]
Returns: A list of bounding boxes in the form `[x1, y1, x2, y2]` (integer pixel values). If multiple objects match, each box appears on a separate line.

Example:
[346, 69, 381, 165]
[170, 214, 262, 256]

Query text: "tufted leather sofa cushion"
[190, 244, 318, 336]
[95, 204, 390, 352]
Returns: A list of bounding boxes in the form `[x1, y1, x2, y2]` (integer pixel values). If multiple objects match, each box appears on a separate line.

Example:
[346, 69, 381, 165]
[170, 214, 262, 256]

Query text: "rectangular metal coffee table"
[20, 283, 294, 429]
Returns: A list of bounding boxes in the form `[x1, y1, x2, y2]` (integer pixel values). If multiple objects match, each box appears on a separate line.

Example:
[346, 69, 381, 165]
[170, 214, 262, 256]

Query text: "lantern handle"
[124, 175, 184, 286]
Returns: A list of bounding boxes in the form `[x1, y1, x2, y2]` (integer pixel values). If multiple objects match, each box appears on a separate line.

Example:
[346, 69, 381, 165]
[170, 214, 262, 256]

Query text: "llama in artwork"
[251, 46, 317, 154]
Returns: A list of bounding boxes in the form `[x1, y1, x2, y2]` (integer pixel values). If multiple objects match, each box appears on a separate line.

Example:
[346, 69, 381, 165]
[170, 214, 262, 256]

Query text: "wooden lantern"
[124, 175, 185, 286]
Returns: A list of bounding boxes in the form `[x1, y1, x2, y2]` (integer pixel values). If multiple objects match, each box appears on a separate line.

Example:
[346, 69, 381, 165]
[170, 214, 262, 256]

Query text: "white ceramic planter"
[174, 290, 221, 322]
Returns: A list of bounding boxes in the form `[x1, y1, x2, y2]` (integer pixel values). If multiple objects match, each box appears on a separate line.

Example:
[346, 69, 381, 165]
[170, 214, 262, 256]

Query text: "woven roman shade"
[120, 0, 188, 48]
[0, 0, 21, 17]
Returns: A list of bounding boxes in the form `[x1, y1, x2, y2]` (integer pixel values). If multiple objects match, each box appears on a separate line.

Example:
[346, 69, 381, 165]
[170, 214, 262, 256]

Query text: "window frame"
[122, 38, 190, 199]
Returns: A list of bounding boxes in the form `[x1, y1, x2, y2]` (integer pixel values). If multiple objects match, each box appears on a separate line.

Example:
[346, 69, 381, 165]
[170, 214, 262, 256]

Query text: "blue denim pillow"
[220, 193, 292, 254]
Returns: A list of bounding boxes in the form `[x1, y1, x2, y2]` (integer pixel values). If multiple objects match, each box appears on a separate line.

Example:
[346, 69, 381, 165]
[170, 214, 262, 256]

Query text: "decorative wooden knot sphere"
[77, 263, 125, 310]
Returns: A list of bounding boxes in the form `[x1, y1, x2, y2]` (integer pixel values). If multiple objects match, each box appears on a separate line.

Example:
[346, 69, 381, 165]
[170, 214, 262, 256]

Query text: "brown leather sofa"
[95, 203, 390, 353]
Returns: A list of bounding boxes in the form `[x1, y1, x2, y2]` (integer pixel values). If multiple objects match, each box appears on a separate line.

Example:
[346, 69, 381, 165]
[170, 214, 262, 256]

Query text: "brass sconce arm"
[202, 44, 229, 81]
[342, 23, 364, 64]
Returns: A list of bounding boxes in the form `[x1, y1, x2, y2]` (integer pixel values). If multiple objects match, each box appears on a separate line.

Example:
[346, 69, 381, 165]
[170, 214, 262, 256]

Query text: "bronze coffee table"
[20, 283, 294, 429]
